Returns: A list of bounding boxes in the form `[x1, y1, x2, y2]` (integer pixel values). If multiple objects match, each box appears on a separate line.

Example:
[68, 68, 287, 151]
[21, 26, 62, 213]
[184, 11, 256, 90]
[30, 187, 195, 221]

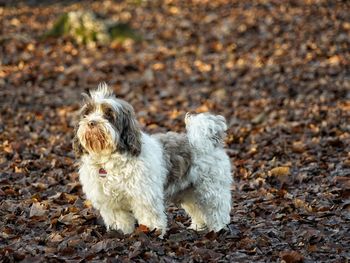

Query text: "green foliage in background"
[108, 23, 142, 43]
[44, 11, 141, 45]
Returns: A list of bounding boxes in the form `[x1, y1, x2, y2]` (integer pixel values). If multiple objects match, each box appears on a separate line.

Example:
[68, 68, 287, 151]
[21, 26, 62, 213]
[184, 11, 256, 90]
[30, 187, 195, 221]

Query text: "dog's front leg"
[131, 195, 167, 236]
[100, 208, 136, 234]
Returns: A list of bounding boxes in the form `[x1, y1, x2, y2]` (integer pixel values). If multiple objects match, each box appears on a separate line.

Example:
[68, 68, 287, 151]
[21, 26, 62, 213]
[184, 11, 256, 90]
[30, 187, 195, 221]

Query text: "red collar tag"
[99, 168, 107, 175]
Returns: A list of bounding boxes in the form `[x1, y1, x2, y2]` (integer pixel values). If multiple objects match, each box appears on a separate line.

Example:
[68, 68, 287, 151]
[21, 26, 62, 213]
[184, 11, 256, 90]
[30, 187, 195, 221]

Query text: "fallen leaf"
[137, 224, 150, 233]
[270, 167, 290, 177]
[280, 250, 304, 263]
[29, 202, 47, 218]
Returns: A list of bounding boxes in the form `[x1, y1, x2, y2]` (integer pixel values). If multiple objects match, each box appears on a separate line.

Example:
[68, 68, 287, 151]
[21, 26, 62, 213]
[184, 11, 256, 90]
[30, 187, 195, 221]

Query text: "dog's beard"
[77, 122, 116, 155]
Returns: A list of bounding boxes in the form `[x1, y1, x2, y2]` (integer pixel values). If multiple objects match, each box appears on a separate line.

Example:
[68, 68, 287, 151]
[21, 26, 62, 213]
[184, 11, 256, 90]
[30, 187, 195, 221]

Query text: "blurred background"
[0, 0, 349, 261]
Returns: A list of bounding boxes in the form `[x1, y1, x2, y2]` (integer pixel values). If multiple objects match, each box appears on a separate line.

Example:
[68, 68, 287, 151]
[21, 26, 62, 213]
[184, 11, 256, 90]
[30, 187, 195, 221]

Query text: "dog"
[73, 83, 232, 236]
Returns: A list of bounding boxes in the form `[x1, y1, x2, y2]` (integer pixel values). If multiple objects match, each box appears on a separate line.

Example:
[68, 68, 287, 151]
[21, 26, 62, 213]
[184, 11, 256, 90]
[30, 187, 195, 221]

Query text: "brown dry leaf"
[57, 213, 84, 225]
[334, 176, 350, 189]
[84, 200, 92, 208]
[32, 182, 48, 190]
[193, 247, 224, 261]
[62, 193, 78, 204]
[29, 202, 47, 218]
[194, 60, 212, 72]
[270, 167, 290, 177]
[280, 250, 304, 263]
[292, 141, 306, 153]
[137, 224, 150, 234]
[48, 232, 64, 243]
[293, 198, 313, 213]
[1, 1, 349, 262]
[237, 237, 256, 250]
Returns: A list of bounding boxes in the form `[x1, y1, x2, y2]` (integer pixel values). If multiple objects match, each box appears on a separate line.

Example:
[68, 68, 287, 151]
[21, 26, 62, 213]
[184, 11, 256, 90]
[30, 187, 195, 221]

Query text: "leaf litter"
[0, 0, 350, 262]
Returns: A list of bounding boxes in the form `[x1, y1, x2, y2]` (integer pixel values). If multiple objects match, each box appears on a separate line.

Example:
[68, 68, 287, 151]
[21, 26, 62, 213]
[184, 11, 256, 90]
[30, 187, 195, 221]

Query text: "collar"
[99, 167, 107, 177]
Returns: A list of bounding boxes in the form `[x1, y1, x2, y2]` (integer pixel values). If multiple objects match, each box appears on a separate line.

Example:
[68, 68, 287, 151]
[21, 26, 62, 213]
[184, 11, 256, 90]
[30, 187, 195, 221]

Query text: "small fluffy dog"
[73, 83, 232, 235]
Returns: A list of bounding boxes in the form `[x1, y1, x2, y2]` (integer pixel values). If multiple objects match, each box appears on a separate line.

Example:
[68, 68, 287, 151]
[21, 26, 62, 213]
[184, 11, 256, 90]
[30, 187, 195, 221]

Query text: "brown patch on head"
[101, 103, 116, 123]
[155, 132, 192, 188]
[80, 102, 95, 116]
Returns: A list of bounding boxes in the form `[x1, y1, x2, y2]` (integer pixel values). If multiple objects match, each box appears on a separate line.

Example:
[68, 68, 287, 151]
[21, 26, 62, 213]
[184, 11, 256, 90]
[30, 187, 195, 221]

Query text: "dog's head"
[73, 83, 141, 157]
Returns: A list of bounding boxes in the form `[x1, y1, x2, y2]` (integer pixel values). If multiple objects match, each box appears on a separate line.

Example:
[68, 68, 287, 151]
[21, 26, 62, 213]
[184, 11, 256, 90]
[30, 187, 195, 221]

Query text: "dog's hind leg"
[181, 192, 207, 231]
[181, 180, 231, 232]
[198, 187, 231, 232]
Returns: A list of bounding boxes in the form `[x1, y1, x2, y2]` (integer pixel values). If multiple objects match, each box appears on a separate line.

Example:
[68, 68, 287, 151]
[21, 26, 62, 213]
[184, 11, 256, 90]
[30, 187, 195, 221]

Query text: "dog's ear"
[117, 104, 142, 156]
[81, 92, 91, 104]
[72, 127, 86, 157]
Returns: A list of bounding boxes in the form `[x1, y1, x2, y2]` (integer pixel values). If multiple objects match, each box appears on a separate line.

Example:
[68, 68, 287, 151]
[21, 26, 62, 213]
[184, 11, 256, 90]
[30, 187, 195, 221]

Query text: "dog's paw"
[188, 223, 207, 232]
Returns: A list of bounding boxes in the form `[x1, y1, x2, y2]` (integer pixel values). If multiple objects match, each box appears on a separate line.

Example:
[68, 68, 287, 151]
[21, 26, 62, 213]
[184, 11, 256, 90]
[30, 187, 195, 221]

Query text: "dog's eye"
[105, 108, 115, 121]
[81, 104, 93, 116]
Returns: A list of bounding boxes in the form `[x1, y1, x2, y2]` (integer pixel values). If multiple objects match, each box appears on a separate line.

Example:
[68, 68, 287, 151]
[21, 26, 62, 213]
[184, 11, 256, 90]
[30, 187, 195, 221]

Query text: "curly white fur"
[79, 133, 167, 234]
[74, 83, 233, 235]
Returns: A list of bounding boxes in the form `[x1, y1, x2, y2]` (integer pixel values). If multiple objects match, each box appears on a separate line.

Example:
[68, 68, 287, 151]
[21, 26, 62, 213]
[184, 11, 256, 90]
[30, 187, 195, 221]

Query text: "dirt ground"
[0, 0, 349, 262]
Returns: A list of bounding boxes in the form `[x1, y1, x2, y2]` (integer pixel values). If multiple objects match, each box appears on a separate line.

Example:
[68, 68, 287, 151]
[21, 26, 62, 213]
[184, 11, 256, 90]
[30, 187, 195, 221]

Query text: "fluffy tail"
[185, 112, 227, 153]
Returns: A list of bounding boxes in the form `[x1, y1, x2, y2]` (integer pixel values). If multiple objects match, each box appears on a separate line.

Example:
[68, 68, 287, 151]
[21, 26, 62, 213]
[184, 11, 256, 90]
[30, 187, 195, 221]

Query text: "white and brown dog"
[73, 83, 232, 236]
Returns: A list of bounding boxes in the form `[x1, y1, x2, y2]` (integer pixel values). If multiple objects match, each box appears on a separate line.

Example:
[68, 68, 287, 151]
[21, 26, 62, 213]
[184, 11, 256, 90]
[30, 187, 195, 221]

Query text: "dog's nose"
[88, 120, 97, 127]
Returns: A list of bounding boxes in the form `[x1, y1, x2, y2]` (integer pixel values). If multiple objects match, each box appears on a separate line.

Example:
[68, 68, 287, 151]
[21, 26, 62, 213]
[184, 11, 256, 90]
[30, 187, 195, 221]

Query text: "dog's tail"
[185, 112, 227, 154]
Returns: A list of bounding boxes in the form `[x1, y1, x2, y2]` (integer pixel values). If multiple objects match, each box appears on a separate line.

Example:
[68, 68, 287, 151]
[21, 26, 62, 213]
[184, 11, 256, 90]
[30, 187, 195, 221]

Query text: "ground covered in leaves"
[1, 0, 350, 262]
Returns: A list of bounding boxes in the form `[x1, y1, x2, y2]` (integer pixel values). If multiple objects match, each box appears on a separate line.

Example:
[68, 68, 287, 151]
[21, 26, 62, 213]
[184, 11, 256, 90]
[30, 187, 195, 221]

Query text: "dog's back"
[154, 132, 193, 200]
